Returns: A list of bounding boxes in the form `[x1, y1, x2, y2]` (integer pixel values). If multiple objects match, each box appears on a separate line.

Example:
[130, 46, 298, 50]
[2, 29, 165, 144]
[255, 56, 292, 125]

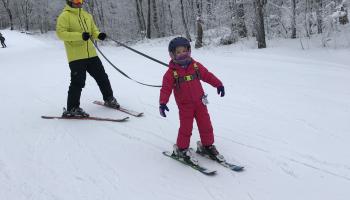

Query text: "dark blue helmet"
[168, 37, 191, 53]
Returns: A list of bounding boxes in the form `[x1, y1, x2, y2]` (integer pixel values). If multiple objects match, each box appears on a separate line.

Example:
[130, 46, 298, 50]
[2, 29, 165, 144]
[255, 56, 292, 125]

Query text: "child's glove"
[159, 104, 169, 117]
[217, 86, 225, 97]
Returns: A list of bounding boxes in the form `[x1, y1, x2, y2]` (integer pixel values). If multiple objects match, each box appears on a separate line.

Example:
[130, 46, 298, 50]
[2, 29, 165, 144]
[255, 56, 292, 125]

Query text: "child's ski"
[93, 101, 144, 117]
[196, 151, 244, 172]
[162, 151, 217, 176]
[41, 116, 129, 122]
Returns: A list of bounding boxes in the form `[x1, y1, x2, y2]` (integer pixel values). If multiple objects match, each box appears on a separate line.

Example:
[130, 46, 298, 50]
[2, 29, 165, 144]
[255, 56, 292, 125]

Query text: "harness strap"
[173, 62, 201, 89]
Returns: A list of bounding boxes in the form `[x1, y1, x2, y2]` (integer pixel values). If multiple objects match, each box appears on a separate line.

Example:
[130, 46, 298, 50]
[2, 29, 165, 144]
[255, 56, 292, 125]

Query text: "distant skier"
[56, 0, 120, 118]
[159, 37, 226, 164]
[0, 32, 6, 48]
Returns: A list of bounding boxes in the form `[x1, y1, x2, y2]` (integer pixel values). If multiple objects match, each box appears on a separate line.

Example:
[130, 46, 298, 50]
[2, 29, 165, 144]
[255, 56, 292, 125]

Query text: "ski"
[41, 115, 129, 122]
[162, 151, 217, 176]
[196, 151, 244, 172]
[93, 101, 144, 117]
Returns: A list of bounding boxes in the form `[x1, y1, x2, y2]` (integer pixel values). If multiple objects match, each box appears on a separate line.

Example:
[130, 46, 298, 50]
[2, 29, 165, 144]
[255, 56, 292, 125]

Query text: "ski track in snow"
[1, 30, 350, 199]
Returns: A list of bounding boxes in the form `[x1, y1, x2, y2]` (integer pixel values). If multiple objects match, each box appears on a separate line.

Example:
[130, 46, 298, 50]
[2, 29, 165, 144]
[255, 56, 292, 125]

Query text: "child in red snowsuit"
[159, 37, 226, 163]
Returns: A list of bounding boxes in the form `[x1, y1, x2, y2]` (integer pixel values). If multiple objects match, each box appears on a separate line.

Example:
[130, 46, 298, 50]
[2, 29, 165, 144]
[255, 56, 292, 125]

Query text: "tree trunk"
[168, 2, 174, 34]
[206, 0, 213, 28]
[151, 0, 161, 37]
[180, 0, 192, 41]
[291, 0, 297, 38]
[253, 0, 267, 48]
[237, 3, 247, 38]
[315, 0, 323, 34]
[146, 0, 151, 39]
[195, 0, 203, 48]
[135, 0, 146, 37]
[195, 16, 203, 48]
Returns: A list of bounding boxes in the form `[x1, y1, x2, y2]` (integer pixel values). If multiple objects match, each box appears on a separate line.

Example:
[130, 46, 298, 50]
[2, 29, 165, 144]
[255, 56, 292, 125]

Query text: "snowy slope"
[1, 29, 350, 200]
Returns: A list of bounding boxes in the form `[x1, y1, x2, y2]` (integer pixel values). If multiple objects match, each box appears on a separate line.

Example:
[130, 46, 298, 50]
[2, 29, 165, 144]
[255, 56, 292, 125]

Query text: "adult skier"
[56, 0, 119, 117]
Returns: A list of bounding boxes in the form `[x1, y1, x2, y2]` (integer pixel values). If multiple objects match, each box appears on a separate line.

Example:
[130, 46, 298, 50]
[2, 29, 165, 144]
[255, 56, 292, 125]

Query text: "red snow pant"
[176, 101, 214, 149]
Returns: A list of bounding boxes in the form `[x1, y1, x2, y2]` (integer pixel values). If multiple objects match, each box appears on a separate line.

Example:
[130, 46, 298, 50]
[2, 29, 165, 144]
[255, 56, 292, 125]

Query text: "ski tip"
[203, 170, 217, 176]
[41, 116, 54, 119]
[121, 117, 130, 121]
[136, 113, 144, 117]
[162, 151, 173, 156]
[232, 166, 244, 172]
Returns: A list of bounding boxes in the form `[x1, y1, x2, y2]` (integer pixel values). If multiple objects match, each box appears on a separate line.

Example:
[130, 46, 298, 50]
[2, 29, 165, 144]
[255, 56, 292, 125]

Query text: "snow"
[1, 29, 350, 200]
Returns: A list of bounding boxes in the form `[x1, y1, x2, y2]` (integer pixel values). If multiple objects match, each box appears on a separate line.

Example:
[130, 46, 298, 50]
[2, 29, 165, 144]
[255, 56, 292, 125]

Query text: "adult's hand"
[82, 32, 90, 41]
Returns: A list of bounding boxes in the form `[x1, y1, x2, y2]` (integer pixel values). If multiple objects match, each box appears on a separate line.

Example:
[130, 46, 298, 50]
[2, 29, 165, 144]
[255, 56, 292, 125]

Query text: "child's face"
[175, 46, 189, 57]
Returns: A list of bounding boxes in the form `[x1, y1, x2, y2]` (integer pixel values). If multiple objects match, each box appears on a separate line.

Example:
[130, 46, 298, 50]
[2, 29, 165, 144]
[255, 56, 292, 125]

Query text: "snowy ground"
[1, 29, 350, 200]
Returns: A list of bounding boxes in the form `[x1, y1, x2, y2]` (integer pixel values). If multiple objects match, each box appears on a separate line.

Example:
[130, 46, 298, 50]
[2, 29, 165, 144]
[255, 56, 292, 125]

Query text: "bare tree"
[236, 1, 248, 38]
[195, 0, 203, 48]
[291, 0, 297, 38]
[180, 0, 192, 41]
[1, 0, 14, 30]
[151, 0, 161, 37]
[167, 1, 175, 34]
[253, 0, 267, 48]
[315, 0, 323, 34]
[20, 0, 34, 32]
[135, 0, 146, 37]
[146, 0, 151, 38]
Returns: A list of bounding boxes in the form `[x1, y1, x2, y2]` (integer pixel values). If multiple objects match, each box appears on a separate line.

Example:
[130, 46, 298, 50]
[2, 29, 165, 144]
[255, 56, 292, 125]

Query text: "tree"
[315, 0, 323, 34]
[180, 0, 192, 41]
[135, 0, 146, 37]
[151, 0, 161, 37]
[1, 0, 14, 30]
[195, 0, 204, 48]
[291, 0, 297, 38]
[146, 0, 151, 38]
[20, 0, 34, 32]
[253, 0, 267, 48]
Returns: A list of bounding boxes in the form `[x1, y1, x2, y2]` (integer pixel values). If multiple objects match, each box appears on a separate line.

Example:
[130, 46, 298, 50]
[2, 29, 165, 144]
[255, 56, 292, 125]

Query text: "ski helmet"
[67, 0, 84, 7]
[168, 37, 191, 53]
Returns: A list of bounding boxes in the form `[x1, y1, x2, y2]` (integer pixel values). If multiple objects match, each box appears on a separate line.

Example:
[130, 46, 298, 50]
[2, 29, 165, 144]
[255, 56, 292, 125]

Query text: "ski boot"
[62, 107, 90, 118]
[196, 141, 226, 163]
[104, 96, 120, 109]
[172, 144, 199, 166]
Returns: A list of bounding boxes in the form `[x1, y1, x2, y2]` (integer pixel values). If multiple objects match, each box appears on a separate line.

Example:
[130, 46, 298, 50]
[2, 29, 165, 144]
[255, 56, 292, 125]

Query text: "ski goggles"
[70, 0, 84, 4]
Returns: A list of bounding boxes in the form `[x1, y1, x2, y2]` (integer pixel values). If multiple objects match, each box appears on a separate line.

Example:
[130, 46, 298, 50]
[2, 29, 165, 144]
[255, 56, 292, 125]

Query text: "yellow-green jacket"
[56, 5, 101, 63]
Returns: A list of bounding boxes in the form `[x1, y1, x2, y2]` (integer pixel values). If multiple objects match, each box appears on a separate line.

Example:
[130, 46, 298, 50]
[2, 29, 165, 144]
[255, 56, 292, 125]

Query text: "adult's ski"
[41, 115, 129, 122]
[93, 101, 144, 117]
[163, 151, 217, 176]
[196, 151, 244, 172]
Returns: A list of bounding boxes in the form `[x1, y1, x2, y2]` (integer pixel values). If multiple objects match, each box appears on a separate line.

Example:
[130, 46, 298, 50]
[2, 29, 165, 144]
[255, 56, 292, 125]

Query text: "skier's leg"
[67, 60, 87, 111]
[195, 102, 214, 147]
[86, 57, 114, 100]
[177, 104, 195, 149]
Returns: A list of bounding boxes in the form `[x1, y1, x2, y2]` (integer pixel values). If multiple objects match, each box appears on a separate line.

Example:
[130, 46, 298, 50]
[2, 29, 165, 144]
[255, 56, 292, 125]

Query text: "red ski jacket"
[160, 59, 223, 105]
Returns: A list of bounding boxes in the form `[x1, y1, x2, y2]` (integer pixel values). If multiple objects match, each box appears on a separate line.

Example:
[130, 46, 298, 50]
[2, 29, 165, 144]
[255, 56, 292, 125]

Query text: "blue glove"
[159, 104, 169, 117]
[217, 86, 225, 97]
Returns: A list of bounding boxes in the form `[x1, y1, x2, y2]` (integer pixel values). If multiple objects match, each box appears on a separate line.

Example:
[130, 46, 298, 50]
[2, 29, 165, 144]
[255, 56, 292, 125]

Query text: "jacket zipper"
[78, 8, 90, 58]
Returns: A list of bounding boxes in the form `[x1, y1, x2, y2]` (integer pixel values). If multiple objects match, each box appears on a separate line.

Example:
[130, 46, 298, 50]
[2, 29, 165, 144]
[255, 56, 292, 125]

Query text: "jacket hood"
[63, 5, 84, 14]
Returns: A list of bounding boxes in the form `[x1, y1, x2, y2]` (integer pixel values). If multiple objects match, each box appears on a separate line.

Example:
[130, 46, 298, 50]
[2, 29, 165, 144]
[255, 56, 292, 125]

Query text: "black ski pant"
[1, 41, 6, 48]
[67, 56, 114, 111]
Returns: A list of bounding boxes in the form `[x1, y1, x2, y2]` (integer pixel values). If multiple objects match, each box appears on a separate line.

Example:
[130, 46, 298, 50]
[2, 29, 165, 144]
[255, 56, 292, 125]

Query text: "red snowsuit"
[160, 59, 223, 149]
